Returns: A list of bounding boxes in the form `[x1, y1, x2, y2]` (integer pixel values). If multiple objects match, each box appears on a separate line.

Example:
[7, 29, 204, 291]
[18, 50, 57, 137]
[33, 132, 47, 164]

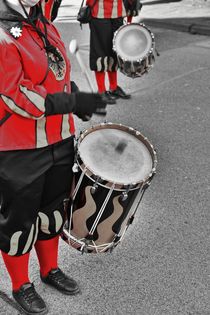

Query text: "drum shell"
[113, 23, 155, 78]
[62, 123, 157, 253]
[117, 53, 155, 78]
[63, 169, 141, 252]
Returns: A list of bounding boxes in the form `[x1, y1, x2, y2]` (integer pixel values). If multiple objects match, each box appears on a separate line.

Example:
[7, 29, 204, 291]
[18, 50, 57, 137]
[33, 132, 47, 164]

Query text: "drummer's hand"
[74, 92, 107, 121]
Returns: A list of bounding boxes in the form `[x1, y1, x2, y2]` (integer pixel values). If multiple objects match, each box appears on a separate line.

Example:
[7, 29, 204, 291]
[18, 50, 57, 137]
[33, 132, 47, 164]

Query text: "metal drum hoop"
[113, 23, 155, 63]
[75, 122, 157, 191]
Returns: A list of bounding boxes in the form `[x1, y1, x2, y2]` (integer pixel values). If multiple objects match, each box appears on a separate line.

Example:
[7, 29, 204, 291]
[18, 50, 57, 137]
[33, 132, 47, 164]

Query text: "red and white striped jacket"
[86, 0, 127, 19]
[0, 9, 75, 151]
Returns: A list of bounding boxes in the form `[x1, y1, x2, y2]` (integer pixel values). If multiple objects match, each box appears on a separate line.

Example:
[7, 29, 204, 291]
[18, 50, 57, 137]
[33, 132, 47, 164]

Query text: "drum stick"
[69, 39, 106, 116]
[69, 39, 95, 92]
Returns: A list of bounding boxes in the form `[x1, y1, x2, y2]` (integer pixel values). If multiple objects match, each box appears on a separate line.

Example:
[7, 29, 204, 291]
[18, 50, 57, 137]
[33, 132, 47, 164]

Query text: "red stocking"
[95, 71, 106, 93]
[1, 251, 30, 291]
[35, 236, 59, 277]
[107, 71, 117, 91]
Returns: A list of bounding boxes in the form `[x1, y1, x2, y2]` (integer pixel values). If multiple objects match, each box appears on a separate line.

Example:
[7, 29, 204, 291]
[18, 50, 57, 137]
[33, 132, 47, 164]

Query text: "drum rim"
[76, 122, 157, 189]
[113, 23, 155, 63]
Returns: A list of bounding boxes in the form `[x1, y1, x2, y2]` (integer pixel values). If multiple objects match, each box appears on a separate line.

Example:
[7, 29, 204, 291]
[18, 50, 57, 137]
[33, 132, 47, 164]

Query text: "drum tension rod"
[91, 176, 101, 195]
[120, 185, 132, 201]
[72, 163, 79, 173]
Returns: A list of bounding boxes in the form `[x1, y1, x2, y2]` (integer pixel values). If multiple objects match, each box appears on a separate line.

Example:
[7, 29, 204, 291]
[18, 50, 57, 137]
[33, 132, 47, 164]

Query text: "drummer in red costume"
[86, 0, 141, 104]
[0, 0, 107, 314]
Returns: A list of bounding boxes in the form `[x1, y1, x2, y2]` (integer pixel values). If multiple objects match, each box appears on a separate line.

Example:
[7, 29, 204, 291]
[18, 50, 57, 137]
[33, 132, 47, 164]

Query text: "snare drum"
[62, 123, 157, 253]
[113, 23, 155, 78]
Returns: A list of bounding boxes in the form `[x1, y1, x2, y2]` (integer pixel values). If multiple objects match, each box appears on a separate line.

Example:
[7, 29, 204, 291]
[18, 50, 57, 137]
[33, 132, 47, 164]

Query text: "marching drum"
[113, 23, 155, 78]
[62, 123, 157, 253]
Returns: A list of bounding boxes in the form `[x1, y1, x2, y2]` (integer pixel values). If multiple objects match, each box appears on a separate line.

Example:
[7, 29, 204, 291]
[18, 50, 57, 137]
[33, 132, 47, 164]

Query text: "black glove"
[74, 92, 107, 121]
[45, 91, 107, 121]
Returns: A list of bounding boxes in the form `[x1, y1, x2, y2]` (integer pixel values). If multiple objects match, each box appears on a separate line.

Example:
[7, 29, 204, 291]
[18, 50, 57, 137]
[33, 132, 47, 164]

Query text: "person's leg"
[107, 70, 117, 91]
[108, 18, 131, 99]
[89, 18, 117, 104]
[108, 65, 131, 99]
[35, 235, 79, 295]
[35, 236, 59, 278]
[94, 71, 116, 104]
[36, 138, 80, 295]
[0, 148, 51, 314]
[1, 250, 47, 314]
[1, 251, 30, 291]
[95, 71, 106, 93]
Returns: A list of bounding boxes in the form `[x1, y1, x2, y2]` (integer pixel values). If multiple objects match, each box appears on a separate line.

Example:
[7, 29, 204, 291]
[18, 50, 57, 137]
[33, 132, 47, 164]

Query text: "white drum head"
[78, 126, 154, 185]
[114, 24, 153, 61]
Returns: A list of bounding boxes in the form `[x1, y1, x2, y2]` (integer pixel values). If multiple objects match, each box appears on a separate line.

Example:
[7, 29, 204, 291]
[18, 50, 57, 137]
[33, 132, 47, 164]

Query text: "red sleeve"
[0, 39, 47, 120]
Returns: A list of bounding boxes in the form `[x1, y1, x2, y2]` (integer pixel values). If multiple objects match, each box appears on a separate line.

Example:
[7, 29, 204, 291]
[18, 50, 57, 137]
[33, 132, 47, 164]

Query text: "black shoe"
[41, 268, 80, 295]
[109, 86, 131, 99]
[12, 283, 48, 315]
[100, 91, 117, 104]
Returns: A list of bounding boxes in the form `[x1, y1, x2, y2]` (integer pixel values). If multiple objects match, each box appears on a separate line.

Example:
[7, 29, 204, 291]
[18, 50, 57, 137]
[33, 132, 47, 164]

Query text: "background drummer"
[86, 0, 142, 104]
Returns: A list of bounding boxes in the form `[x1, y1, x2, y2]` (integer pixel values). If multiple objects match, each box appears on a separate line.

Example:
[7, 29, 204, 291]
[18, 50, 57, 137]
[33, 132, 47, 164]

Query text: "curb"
[142, 18, 210, 36]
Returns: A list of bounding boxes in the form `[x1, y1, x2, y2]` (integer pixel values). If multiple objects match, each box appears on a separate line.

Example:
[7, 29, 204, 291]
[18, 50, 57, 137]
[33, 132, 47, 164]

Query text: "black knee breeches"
[0, 137, 74, 256]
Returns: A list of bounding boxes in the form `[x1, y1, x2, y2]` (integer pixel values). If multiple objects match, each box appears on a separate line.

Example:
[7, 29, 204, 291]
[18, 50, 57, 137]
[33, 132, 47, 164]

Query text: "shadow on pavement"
[0, 290, 22, 314]
[143, 0, 182, 5]
[144, 17, 210, 35]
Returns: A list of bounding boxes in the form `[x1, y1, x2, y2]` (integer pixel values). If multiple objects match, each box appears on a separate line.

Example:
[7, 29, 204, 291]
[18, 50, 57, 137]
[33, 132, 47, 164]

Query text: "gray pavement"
[0, 2, 210, 315]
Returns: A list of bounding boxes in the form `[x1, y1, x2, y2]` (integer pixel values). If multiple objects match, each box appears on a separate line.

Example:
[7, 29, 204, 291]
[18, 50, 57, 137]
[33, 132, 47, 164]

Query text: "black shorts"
[0, 137, 74, 256]
[89, 17, 123, 72]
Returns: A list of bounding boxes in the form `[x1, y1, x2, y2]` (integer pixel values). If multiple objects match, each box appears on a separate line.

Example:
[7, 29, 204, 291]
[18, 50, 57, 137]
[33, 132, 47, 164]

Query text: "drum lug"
[72, 163, 79, 173]
[91, 183, 98, 194]
[120, 191, 128, 201]
[120, 184, 132, 201]
[91, 176, 101, 194]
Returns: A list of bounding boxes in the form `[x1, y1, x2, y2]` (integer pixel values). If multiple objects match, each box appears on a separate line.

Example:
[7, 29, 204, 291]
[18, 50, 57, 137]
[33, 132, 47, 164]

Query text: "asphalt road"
[0, 24, 210, 315]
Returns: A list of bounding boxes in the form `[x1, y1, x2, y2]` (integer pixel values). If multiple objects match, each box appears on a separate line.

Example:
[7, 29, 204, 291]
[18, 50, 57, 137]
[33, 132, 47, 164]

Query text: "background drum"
[62, 123, 157, 253]
[113, 23, 155, 78]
